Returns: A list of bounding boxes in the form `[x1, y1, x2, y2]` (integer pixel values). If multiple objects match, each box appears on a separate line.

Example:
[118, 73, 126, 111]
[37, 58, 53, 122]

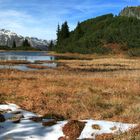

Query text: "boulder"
[43, 113, 65, 121]
[11, 111, 22, 114]
[12, 118, 20, 123]
[29, 116, 43, 122]
[42, 119, 57, 127]
[0, 114, 5, 122]
[11, 114, 24, 123]
[58, 137, 66, 140]
[92, 124, 101, 130]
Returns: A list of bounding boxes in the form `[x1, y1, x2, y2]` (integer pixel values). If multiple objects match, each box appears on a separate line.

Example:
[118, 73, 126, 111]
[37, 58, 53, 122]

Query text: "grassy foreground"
[0, 54, 140, 139]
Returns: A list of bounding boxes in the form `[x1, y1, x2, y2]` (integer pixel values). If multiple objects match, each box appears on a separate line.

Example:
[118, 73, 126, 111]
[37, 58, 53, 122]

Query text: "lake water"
[0, 51, 55, 62]
[0, 51, 57, 71]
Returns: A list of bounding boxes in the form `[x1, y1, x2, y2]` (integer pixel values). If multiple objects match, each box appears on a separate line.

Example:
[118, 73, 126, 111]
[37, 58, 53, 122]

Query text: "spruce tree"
[56, 21, 70, 48]
[23, 39, 30, 47]
[56, 24, 61, 44]
[75, 22, 84, 39]
[48, 40, 54, 51]
[60, 21, 69, 40]
[12, 40, 16, 48]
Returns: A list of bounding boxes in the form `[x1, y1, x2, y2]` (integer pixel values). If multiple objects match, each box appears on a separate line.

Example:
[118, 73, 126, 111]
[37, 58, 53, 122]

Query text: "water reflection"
[0, 51, 55, 62]
[0, 65, 32, 71]
[0, 51, 57, 71]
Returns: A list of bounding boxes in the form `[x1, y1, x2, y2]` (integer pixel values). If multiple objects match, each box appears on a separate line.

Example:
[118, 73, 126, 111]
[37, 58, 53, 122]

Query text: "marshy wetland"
[0, 52, 140, 139]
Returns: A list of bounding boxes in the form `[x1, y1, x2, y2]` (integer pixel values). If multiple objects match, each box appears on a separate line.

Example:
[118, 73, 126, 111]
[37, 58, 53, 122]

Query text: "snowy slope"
[0, 29, 49, 50]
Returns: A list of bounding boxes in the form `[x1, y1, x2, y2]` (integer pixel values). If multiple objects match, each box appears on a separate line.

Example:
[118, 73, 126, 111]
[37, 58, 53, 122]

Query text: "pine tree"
[48, 40, 54, 51]
[23, 39, 31, 47]
[56, 24, 61, 44]
[60, 21, 69, 40]
[12, 40, 16, 48]
[75, 22, 84, 39]
[56, 21, 70, 48]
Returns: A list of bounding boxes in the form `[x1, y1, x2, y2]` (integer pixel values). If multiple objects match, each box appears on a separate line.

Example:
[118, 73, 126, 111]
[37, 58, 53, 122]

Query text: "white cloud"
[0, 9, 57, 40]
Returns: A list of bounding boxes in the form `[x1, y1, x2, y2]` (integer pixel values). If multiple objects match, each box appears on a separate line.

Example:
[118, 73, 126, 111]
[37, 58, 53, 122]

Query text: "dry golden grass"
[0, 60, 30, 65]
[0, 55, 139, 139]
[27, 64, 49, 69]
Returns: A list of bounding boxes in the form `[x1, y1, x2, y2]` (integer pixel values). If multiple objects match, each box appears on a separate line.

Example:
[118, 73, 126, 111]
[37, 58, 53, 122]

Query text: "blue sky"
[0, 0, 139, 40]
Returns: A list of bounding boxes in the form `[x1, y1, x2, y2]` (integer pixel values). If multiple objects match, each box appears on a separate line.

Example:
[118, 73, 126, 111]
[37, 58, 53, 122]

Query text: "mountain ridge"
[0, 29, 49, 50]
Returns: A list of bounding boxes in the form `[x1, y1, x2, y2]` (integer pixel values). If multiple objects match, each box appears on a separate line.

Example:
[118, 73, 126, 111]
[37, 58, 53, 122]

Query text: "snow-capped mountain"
[0, 29, 49, 50]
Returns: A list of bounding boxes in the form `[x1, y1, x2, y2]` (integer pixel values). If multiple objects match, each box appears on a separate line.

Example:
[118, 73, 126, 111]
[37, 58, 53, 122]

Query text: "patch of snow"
[78, 119, 137, 139]
[0, 104, 137, 140]
[0, 103, 20, 111]
[0, 104, 66, 140]
[0, 120, 66, 140]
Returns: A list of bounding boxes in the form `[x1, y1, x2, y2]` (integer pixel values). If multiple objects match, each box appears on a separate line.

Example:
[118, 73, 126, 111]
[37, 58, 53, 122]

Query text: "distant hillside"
[120, 6, 140, 19]
[55, 12, 140, 56]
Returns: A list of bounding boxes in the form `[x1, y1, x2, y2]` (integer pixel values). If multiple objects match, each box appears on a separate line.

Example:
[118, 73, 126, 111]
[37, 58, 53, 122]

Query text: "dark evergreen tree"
[60, 21, 69, 41]
[48, 40, 54, 51]
[7, 38, 9, 47]
[75, 22, 84, 39]
[56, 21, 70, 51]
[23, 39, 31, 48]
[56, 24, 61, 44]
[12, 40, 16, 48]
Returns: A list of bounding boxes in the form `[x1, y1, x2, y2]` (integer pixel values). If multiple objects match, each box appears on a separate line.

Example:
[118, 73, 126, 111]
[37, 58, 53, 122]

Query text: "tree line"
[53, 14, 140, 56]
[0, 39, 35, 50]
[12, 39, 31, 49]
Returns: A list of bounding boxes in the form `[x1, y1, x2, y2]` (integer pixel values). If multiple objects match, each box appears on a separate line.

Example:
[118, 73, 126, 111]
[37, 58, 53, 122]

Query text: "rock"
[120, 6, 140, 19]
[92, 124, 101, 130]
[58, 137, 66, 140]
[110, 126, 117, 131]
[11, 111, 22, 114]
[0, 114, 5, 122]
[16, 114, 24, 119]
[12, 118, 21, 123]
[11, 114, 24, 123]
[0, 110, 5, 114]
[0, 109, 11, 114]
[29, 116, 43, 122]
[43, 113, 65, 121]
[42, 119, 57, 127]
[62, 120, 85, 140]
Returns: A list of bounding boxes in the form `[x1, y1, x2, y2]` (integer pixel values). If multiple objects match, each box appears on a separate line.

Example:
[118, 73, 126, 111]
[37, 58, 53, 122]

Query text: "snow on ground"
[78, 120, 137, 139]
[0, 103, 137, 140]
